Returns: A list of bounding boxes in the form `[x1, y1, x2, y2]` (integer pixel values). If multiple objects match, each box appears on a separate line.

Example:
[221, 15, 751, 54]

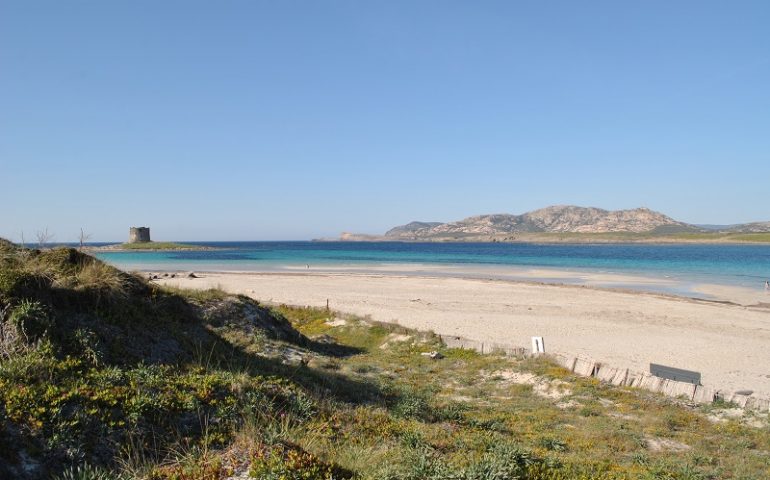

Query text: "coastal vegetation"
[1, 239, 769, 479]
[115, 242, 201, 250]
[673, 232, 770, 243]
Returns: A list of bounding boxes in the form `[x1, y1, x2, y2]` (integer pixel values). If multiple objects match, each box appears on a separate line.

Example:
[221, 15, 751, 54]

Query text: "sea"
[92, 242, 770, 298]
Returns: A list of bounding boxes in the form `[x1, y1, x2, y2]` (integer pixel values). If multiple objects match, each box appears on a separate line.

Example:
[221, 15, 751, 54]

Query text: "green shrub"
[538, 437, 568, 452]
[400, 429, 426, 449]
[434, 400, 467, 422]
[72, 328, 105, 366]
[54, 463, 121, 480]
[9, 299, 51, 342]
[286, 390, 317, 421]
[0, 268, 20, 296]
[0, 355, 313, 470]
[392, 389, 432, 420]
[464, 443, 540, 479]
[248, 442, 353, 479]
[396, 447, 457, 480]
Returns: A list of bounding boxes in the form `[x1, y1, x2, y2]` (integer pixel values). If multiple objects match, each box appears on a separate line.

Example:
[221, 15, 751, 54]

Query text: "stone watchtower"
[128, 227, 151, 243]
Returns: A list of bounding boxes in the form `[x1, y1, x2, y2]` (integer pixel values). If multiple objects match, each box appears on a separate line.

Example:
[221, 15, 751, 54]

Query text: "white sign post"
[531, 336, 545, 354]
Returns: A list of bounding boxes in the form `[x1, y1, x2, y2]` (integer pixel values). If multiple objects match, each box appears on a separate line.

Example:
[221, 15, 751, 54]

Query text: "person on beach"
[765, 280, 769, 293]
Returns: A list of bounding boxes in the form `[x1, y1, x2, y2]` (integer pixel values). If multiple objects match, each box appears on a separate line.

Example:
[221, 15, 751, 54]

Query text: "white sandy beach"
[157, 270, 770, 396]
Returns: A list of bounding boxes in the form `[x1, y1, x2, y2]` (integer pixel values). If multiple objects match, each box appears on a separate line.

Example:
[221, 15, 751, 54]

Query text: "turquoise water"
[94, 242, 770, 292]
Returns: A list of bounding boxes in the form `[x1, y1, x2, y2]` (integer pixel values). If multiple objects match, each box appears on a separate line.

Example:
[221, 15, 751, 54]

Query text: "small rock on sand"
[420, 351, 444, 360]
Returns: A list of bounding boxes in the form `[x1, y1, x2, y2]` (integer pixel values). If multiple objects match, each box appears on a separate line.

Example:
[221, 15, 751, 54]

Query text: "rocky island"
[84, 226, 216, 252]
[338, 205, 770, 243]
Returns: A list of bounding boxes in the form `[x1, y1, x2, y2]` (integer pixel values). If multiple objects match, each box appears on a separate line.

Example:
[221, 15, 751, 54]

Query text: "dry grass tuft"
[74, 261, 130, 300]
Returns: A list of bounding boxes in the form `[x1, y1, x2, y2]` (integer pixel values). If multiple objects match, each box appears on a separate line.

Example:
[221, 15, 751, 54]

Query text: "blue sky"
[1, 1, 769, 241]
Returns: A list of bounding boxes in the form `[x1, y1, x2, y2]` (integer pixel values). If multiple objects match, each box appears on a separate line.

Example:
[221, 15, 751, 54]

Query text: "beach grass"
[260, 305, 770, 479]
[665, 232, 770, 243]
[727, 233, 770, 242]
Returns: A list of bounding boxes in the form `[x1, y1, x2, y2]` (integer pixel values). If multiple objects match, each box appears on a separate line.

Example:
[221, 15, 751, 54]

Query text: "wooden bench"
[650, 363, 701, 385]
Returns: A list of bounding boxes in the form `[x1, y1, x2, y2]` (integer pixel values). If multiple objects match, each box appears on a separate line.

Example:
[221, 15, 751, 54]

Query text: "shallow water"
[93, 241, 770, 295]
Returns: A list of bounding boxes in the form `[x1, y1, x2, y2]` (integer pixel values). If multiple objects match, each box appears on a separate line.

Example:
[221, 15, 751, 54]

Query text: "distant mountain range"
[336, 206, 770, 242]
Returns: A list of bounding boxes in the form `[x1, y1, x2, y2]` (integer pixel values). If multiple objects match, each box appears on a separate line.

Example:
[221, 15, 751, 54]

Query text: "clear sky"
[1, 1, 769, 241]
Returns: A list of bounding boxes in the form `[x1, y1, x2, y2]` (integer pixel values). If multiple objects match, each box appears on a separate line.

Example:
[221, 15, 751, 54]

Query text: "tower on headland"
[128, 227, 151, 243]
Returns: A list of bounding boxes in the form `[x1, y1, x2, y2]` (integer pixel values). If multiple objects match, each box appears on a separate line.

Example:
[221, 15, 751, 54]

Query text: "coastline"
[154, 269, 770, 397]
[84, 244, 216, 253]
[331, 234, 770, 244]
[121, 260, 767, 305]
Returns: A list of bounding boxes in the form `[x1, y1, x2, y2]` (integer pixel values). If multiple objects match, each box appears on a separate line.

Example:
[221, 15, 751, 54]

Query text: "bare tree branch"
[78, 228, 93, 251]
[35, 228, 54, 249]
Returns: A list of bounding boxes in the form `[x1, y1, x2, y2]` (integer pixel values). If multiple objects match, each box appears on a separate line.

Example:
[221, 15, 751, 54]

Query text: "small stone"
[311, 334, 336, 344]
[420, 351, 444, 360]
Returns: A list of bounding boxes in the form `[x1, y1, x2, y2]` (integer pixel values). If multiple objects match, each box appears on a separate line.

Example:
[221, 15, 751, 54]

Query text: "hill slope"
[0, 241, 359, 479]
[384, 206, 697, 240]
[384, 221, 443, 237]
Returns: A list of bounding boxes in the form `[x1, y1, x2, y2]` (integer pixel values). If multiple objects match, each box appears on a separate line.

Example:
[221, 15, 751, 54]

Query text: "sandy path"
[158, 272, 770, 396]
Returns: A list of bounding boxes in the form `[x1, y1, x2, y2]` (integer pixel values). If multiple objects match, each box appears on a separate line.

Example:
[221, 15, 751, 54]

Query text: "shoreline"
[331, 239, 770, 245]
[331, 235, 770, 244]
[120, 261, 768, 306]
[85, 244, 217, 253]
[154, 269, 770, 397]
[151, 269, 739, 305]
[146, 268, 770, 311]
[148, 267, 770, 311]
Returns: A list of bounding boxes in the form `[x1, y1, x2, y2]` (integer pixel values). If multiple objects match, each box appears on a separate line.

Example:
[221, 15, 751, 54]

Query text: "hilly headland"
[337, 205, 770, 243]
